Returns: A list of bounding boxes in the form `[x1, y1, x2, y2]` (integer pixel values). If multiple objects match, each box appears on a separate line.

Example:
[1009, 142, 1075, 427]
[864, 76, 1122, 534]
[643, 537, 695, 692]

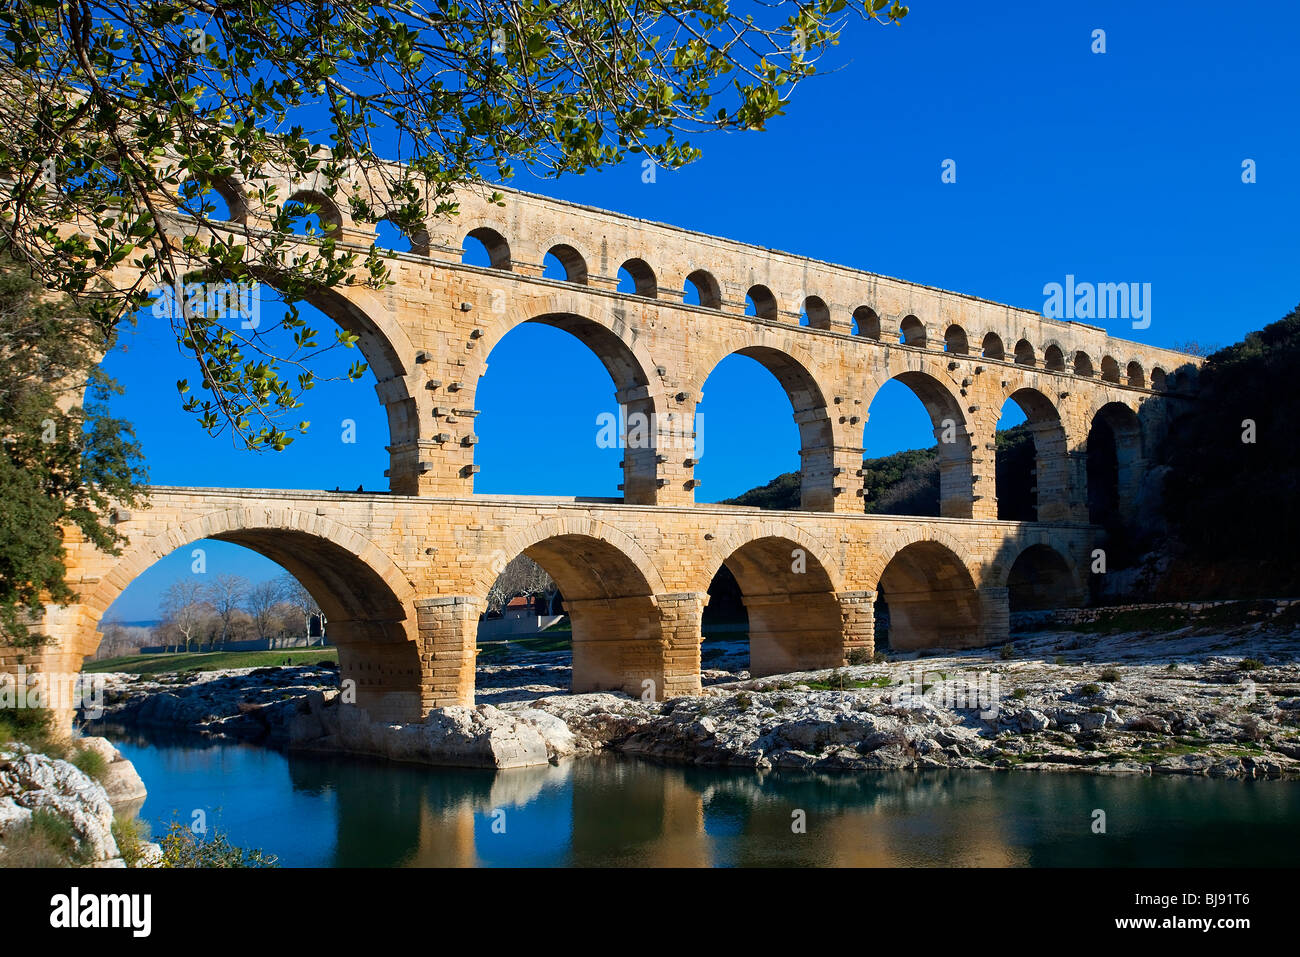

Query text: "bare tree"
[245, 580, 284, 644]
[205, 574, 249, 650]
[160, 579, 211, 653]
[485, 556, 557, 615]
[276, 573, 324, 642]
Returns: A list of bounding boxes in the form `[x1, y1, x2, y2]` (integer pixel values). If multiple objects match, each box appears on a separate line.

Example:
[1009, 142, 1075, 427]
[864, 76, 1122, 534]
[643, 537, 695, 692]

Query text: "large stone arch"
[701, 527, 845, 676]
[80, 505, 423, 722]
[468, 293, 668, 504]
[479, 516, 669, 695]
[871, 537, 984, 651]
[1086, 398, 1146, 525]
[999, 541, 1086, 611]
[999, 386, 1072, 522]
[691, 331, 837, 511]
[863, 358, 974, 519]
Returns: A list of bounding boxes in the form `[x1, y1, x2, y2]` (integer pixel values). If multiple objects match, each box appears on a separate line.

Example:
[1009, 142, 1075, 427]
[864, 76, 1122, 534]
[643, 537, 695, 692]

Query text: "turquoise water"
[103, 727, 1300, 867]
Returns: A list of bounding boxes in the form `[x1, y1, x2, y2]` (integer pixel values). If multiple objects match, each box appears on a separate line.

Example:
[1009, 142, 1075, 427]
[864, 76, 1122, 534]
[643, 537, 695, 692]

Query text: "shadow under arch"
[470, 303, 666, 504]
[694, 343, 835, 511]
[864, 368, 973, 518]
[1002, 542, 1086, 611]
[705, 532, 845, 676]
[82, 506, 422, 722]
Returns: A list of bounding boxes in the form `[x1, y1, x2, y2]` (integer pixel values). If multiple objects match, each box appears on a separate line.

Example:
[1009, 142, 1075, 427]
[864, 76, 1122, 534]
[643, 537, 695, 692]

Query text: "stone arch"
[899, 314, 927, 347]
[864, 363, 973, 518]
[463, 225, 512, 270]
[1001, 542, 1085, 611]
[1087, 400, 1145, 525]
[82, 507, 422, 722]
[178, 173, 249, 225]
[872, 537, 983, 651]
[487, 516, 669, 598]
[543, 242, 590, 285]
[693, 338, 835, 511]
[376, 216, 431, 256]
[853, 306, 881, 339]
[485, 518, 668, 694]
[944, 324, 969, 354]
[619, 258, 658, 297]
[1100, 355, 1121, 383]
[684, 269, 723, 309]
[231, 275, 418, 494]
[746, 284, 780, 320]
[1043, 343, 1066, 372]
[802, 295, 832, 330]
[1126, 360, 1146, 388]
[1000, 387, 1071, 522]
[284, 188, 345, 234]
[1150, 366, 1167, 391]
[704, 530, 845, 676]
[982, 332, 1005, 360]
[1013, 338, 1036, 366]
[1073, 351, 1094, 377]
[471, 295, 666, 504]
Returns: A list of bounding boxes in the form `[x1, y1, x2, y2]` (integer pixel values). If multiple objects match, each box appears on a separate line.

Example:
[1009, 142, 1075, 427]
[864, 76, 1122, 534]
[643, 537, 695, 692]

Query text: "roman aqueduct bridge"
[8, 171, 1200, 727]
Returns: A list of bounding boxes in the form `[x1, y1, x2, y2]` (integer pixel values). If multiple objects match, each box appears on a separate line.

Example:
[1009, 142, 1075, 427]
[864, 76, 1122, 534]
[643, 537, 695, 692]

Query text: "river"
[97, 725, 1300, 867]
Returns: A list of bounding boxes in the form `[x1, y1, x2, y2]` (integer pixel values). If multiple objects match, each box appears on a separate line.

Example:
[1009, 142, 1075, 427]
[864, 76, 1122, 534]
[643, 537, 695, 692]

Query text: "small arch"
[899, 315, 926, 347]
[745, 284, 780, 320]
[375, 218, 431, 257]
[618, 258, 657, 298]
[1151, 367, 1167, 391]
[1100, 355, 1121, 383]
[543, 244, 589, 285]
[1013, 339, 1036, 366]
[178, 176, 247, 225]
[684, 269, 723, 309]
[944, 325, 969, 354]
[1044, 344, 1065, 372]
[802, 295, 831, 330]
[284, 189, 343, 236]
[982, 333, 1005, 360]
[853, 306, 881, 339]
[1073, 351, 1094, 377]
[1005, 544, 1084, 611]
[464, 227, 512, 270]
[1126, 361, 1146, 388]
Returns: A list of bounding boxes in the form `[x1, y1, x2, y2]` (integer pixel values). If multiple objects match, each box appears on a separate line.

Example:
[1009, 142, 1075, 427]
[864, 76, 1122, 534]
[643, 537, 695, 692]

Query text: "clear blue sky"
[101, 2, 1300, 621]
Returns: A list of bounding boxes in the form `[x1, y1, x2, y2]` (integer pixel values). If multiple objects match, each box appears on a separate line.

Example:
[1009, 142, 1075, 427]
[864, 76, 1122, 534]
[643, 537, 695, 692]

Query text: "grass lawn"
[82, 648, 338, 675]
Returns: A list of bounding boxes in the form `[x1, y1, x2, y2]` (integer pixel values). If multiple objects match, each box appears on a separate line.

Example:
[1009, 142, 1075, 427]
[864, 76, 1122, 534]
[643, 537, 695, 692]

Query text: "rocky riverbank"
[83, 625, 1300, 778]
[0, 737, 157, 867]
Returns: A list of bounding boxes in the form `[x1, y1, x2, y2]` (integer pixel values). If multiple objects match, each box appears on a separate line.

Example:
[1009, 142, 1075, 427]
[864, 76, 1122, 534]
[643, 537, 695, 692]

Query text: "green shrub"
[112, 815, 149, 868]
[1011, 688, 1028, 700]
[1098, 668, 1122, 683]
[734, 692, 753, 710]
[0, 707, 64, 758]
[847, 648, 873, 666]
[70, 746, 108, 782]
[1238, 659, 1265, 672]
[1079, 683, 1102, 697]
[1053, 655, 1066, 666]
[999, 643, 1016, 661]
[157, 821, 277, 868]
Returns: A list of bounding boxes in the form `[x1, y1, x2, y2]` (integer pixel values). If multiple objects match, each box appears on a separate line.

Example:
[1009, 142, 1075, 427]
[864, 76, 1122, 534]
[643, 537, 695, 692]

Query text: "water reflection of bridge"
[287, 756, 1025, 867]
